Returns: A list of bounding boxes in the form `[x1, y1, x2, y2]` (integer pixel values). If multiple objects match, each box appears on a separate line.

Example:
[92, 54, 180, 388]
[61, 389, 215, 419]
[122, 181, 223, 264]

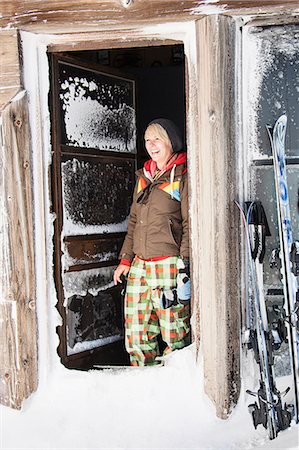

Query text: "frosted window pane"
[59, 62, 136, 153]
[247, 25, 299, 158]
[63, 266, 116, 298]
[61, 158, 134, 236]
[66, 284, 124, 354]
[260, 52, 299, 157]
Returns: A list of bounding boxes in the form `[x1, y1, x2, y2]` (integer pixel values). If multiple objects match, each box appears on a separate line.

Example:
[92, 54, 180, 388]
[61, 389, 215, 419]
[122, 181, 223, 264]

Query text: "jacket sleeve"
[179, 172, 189, 259]
[118, 181, 138, 263]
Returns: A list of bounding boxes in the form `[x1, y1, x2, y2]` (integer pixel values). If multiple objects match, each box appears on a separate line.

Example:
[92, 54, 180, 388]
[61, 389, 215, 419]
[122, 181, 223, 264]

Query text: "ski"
[267, 114, 299, 424]
[235, 200, 292, 440]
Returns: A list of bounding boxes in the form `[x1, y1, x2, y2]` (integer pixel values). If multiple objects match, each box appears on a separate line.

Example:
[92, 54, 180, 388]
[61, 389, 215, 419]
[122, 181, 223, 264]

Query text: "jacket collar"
[143, 151, 187, 175]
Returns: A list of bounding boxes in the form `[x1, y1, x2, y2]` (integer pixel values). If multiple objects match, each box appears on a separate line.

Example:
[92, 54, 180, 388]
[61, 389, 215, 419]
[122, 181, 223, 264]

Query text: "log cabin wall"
[0, 30, 21, 111]
[0, 0, 299, 415]
[0, 91, 38, 409]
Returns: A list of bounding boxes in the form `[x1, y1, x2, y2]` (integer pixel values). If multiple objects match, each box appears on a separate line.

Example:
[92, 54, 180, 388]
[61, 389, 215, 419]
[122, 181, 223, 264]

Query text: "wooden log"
[1, 0, 198, 30]
[194, 15, 241, 418]
[0, 30, 21, 111]
[0, 1, 298, 31]
[0, 91, 38, 409]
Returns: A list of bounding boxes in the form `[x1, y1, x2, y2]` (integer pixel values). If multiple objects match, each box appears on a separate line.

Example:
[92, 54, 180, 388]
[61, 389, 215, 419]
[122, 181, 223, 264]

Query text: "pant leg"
[149, 257, 191, 355]
[125, 258, 160, 366]
[157, 304, 191, 354]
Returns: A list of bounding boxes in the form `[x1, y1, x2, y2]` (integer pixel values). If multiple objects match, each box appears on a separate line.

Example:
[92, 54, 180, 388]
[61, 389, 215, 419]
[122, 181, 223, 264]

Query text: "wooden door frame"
[20, 17, 241, 418]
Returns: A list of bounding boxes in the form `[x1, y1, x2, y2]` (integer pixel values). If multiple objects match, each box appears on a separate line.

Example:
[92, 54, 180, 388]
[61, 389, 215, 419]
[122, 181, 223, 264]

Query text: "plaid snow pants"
[125, 256, 190, 366]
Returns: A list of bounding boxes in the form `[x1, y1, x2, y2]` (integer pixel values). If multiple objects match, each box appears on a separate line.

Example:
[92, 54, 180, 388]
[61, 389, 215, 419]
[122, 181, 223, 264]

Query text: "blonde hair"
[144, 123, 172, 148]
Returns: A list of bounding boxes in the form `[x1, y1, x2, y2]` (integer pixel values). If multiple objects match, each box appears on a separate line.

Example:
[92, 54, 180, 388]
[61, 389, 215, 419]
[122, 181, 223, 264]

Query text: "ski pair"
[236, 200, 292, 440]
[267, 115, 299, 426]
[236, 114, 299, 440]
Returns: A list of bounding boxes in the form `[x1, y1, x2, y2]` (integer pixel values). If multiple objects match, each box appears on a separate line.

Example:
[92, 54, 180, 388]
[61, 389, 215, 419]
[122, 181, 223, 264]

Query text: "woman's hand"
[113, 264, 130, 284]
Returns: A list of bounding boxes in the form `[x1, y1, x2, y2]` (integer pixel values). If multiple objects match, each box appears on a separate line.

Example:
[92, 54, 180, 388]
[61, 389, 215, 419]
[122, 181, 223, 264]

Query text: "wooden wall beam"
[0, 91, 38, 409]
[0, 0, 198, 30]
[194, 15, 241, 418]
[0, 30, 21, 111]
[0, 1, 298, 32]
[47, 35, 181, 53]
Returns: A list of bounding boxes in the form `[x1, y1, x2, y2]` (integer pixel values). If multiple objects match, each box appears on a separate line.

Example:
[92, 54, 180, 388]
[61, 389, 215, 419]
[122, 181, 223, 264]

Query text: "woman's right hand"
[113, 264, 130, 285]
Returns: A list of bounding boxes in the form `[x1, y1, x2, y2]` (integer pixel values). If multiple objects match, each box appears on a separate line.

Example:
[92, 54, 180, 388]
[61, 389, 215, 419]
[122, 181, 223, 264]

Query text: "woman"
[114, 118, 190, 366]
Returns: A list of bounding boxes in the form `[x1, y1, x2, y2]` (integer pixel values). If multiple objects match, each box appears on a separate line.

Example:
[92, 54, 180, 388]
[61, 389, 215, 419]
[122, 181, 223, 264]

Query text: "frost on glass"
[63, 266, 124, 355]
[66, 284, 124, 355]
[63, 266, 116, 298]
[250, 165, 299, 287]
[61, 158, 134, 236]
[246, 25, 299, 158]
[59, 62, 136, 153]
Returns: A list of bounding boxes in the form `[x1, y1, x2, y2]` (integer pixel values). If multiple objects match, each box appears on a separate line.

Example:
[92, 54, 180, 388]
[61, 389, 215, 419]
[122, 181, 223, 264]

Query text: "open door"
[50, 53, 136, 369]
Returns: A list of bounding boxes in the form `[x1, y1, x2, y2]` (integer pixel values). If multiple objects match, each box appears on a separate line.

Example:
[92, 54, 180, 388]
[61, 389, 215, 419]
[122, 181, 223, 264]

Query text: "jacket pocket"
[168, 219, 179, 247]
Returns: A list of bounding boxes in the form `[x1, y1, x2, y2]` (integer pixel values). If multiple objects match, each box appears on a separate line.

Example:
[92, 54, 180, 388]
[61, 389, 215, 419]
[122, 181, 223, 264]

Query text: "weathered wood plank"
[47, 34, 181, 53]
[0, 0, 197, 29]
[0, 91, 38, 409]
[0, 0, 298, 31]
[0, 30, 21, 111]
[194, 15, 241, 419]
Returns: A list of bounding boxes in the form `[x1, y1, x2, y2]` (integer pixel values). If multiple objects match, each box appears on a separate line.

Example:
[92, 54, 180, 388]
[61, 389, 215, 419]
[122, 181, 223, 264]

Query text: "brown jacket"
[119, 153, 189, 262]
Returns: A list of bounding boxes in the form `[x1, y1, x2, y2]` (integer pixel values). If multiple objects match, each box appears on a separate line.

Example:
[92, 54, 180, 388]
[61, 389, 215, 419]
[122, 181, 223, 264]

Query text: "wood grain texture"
[1, 0, 197, 29]
[0, 30, 21, 111]
[0, 1, 298, 31]
[194, 15, 241, 419]
[47, 35, 181, 53]
[0, 91, 38, 409]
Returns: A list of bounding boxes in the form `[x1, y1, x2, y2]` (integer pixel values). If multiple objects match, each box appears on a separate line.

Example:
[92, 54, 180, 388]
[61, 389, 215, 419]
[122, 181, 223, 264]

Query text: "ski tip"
[266, 114, 287, 135]
[279, 114, 287, 123]
[274, 114, 288, 129]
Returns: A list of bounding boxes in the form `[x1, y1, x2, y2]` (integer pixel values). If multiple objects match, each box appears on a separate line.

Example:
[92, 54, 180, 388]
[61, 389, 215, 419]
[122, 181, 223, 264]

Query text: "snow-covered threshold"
[1, 344, 298, 449]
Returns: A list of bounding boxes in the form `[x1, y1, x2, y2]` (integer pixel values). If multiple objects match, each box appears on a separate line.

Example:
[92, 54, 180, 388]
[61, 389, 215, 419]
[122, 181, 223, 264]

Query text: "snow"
[63, 266, 116, 299]
[62, 212, 129, 237]
[1, 344, 298, 449]
[62, 248, 117, 271]
[191, 0, 228, 15]
[67, 334, 122, 356]
[59, 72, 136, 152]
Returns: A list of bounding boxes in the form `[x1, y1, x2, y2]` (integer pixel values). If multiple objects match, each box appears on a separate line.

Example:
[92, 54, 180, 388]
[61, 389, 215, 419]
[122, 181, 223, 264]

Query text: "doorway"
[49, 44, 186, 369]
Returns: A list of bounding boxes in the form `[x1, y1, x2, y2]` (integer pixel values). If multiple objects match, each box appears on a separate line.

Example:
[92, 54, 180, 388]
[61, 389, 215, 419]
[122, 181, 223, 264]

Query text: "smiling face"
[144, 124, 173, 169]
